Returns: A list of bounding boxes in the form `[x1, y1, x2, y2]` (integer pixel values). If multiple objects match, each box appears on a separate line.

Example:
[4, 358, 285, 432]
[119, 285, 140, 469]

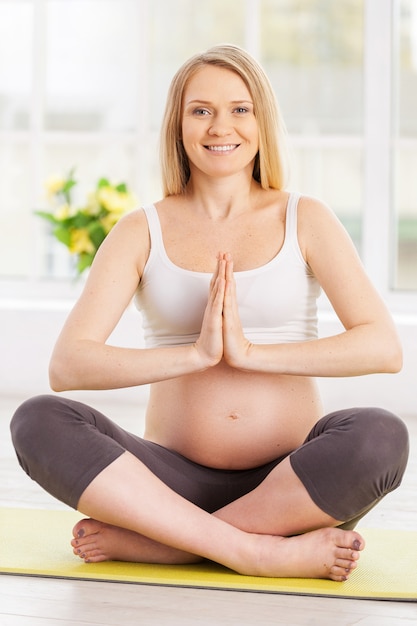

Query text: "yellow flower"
[84, 192, 101, 216]
[45, 175, 67, 198]
[69, 228, 95, 255]
[97, 187, 136, 214]
[37, 171, 136, 275]
[100, 212, 119, 234]
[54, 203, 72, 220]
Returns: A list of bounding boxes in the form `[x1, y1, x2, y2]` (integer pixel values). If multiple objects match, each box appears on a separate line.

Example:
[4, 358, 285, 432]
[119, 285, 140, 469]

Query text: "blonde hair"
[160, 44, 289, 197]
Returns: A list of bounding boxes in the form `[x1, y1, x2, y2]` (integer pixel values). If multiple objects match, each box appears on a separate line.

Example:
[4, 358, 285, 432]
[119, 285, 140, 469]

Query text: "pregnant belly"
[144, 364, 323, 469]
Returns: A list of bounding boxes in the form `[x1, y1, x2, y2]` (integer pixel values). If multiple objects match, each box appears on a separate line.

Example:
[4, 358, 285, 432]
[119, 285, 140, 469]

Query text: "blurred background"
[1, 0, 416, 415]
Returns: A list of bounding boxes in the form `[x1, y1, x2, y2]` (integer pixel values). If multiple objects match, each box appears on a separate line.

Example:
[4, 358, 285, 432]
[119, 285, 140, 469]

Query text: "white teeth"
[207, 145, 237, 152]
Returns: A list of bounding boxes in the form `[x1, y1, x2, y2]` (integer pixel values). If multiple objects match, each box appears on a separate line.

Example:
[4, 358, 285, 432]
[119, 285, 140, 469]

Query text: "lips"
[205, 144, 239, 152]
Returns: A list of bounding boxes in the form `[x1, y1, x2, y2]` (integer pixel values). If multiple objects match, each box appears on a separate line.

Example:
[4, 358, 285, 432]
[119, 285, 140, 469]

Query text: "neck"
[185, 172, 261, 220]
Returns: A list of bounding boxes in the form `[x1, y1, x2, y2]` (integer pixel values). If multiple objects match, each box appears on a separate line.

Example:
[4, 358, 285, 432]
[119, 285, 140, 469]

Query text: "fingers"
[205, 252, 251, 368]
[194, 254, 229, 367]
[222, 253, 240, 321]
[223, 254, 236, 307]
[210, 253, 234, 308]
[221, 254, 252, 368]
[210, 252, 227, 289]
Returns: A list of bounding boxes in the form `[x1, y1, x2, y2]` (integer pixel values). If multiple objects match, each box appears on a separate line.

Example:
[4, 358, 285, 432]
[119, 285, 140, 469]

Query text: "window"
[260, 0, 363, 252]
[0, 0, 415, 313]
[0, 1, 33, 277]
[394, 0, 417, 290]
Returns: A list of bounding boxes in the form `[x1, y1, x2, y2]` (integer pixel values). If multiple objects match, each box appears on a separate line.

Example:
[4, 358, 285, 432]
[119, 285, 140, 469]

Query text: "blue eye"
[194, 108, 210, 116]
[234, 107, 250, 115]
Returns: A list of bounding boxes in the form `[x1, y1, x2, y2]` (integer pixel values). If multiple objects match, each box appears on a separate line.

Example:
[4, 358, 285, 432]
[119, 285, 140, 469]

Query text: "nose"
[208, 113, 232, 137]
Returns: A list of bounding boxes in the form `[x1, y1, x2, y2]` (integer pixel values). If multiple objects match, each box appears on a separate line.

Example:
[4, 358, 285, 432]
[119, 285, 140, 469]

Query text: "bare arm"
[49, 210, 225, 392]
[223, 197, 402, 377]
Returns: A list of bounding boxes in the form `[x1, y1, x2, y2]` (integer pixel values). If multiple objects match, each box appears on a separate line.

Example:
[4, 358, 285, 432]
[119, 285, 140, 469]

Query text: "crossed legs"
[71, 451, 363, 581]
[11, 396, 408, 581]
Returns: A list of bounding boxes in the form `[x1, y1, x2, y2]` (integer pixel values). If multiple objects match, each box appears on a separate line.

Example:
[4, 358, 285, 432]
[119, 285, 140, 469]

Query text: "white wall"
[1, 301, 416, 418]
[1, 299, 149, 407]
[317, 313, 417, 418]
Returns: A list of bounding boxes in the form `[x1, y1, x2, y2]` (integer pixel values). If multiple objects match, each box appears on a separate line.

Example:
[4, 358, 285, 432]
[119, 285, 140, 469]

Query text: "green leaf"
[97, 178, 110, 189]
[77, 252, 95, 274]
[62, 179, 77, 194]
[54, 226, 72, 247]
[115, 182, 127, 193]
[63, 175, 76, 190]
[34, 210, 61, 225]
[88, 222, 106, 249]
[61, 171, 77, 204]
[72, 212, 93, 228]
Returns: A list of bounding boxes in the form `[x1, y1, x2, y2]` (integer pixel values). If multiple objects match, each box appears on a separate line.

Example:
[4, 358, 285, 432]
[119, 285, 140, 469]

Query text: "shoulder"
[295, 194, 352, 258]
[94, 207, 153, 278]
[107, 207, 150, 250]
[296, 193, 335, 224]
[293, 194, 362, 286]
[117, 206, 150, 229]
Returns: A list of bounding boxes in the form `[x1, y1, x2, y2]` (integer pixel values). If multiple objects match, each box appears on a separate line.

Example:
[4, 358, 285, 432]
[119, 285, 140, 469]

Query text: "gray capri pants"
[10, 395, 409, 530]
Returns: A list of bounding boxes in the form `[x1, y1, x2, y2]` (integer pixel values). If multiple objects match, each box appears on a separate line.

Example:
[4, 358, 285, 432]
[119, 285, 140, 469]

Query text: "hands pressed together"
[195, 253, 253, 369]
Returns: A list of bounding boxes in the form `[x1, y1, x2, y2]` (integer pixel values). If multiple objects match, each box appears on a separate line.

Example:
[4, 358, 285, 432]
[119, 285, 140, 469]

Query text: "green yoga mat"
[0, 508, 416, 601]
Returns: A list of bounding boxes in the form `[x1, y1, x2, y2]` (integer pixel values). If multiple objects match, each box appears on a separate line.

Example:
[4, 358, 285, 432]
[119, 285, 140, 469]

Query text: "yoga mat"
[0, 508, 416, 601]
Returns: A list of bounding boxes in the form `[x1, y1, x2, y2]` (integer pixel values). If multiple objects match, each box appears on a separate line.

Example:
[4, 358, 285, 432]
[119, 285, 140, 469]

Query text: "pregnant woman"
[11, 44, 409, 581]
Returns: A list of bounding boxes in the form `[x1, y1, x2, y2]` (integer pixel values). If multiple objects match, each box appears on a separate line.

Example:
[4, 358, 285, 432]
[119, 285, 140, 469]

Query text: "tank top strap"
[142, 204, 163, 260]
[285, 192, 300, 243]
[284, 192, 308, 267]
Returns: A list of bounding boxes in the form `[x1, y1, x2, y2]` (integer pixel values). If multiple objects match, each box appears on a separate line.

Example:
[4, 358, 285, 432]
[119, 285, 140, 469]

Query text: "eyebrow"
[185, 99, 253, 106]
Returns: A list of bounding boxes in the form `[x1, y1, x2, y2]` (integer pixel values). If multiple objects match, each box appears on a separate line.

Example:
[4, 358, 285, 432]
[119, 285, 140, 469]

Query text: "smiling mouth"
[205, 144, 239, 152]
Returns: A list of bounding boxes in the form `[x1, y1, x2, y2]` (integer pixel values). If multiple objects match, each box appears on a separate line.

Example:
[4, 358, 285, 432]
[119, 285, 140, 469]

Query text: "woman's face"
[181, 65, 259, 182]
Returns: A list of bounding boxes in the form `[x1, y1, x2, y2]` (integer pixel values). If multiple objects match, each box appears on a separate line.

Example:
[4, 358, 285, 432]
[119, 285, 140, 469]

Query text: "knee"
[350, 407, 409, 485]
[10, 394, 61, 457]
[356, 407, 409, 453]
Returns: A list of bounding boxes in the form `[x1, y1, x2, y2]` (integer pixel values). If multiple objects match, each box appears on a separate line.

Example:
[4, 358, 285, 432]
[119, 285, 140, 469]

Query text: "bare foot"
[71, 519, 363, 582]
[71, 518, 201, 565]
[246, 527, 365, 581]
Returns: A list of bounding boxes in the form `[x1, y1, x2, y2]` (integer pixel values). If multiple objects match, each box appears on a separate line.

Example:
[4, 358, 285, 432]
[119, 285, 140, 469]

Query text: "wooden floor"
[1, 393, 416, 625]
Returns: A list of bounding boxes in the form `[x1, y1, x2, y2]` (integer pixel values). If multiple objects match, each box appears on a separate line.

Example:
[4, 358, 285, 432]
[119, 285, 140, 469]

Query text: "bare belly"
[144, 360, 323, 469]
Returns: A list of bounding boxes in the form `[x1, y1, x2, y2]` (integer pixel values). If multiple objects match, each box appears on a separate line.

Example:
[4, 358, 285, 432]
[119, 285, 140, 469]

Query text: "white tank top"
[134, 193, 320, 347]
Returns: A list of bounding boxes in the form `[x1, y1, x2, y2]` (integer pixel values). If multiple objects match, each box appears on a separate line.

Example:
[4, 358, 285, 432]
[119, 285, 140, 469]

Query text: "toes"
[329, 552, 361, 582]
[72, 540, 98, 556]
[72, 543, 107, 562]
[335, 539, 364, 562]
[72, 518, 104, 539]
[71, 519, 106, 554]
[330, 571, 349, 582]
[81, 548, 108, 563]
[330, 564, 354, 581]
[69, 524, 110, 564]
[349, 532, 365, 551]
[71, 532, 100, 549]
[335, 544, 361, 563]
[72, 518, 91, 538]
[334, 529, 364, 552]
[335, 558, 358, 572]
